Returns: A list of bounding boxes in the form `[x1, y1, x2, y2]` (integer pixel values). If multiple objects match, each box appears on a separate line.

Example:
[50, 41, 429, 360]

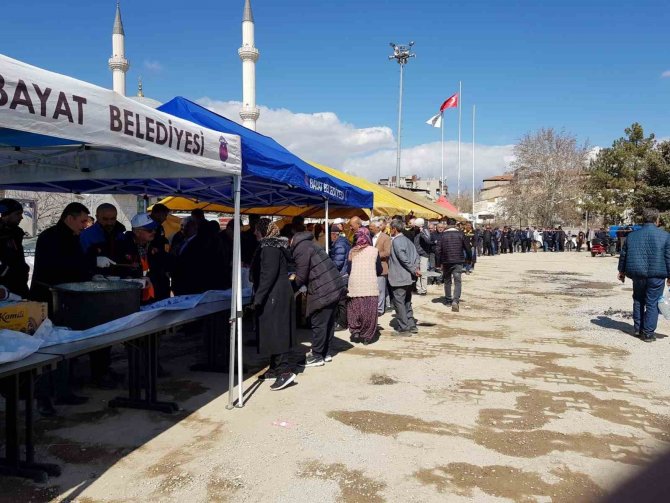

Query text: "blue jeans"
[632, 278, 665, 337]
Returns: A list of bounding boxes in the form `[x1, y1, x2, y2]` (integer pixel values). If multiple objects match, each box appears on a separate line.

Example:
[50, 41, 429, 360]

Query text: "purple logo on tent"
[219, 136, 229, 162]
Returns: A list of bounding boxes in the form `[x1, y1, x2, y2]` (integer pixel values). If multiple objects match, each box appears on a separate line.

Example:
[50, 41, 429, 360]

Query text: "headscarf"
[352, 227, 372, 252]
[256, 217, 280, 239]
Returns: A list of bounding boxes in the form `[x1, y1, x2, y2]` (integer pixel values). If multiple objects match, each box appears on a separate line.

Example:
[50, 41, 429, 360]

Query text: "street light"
[389, 41, 415, 188]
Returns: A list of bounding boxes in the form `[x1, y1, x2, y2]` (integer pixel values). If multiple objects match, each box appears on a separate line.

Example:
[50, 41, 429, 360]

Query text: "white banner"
[0, 54, 241, 175]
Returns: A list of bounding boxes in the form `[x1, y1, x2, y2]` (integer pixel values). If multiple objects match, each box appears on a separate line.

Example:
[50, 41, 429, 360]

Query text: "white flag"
[426, 112, 442, 128]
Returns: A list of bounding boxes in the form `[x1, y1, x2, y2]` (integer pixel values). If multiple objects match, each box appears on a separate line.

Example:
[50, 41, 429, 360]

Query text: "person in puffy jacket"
[328, 224, 351, 276]
[618, 208, 670, 342]
[292, 231, 348, 367]
[436, 219, 472, 312]
[328, 223, 351, 329]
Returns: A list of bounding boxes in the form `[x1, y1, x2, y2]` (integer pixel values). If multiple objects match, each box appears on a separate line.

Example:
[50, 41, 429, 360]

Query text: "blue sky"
[2, 0, 669, 188]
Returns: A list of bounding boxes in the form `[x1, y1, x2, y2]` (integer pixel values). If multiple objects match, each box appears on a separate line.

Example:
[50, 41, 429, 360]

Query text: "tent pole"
[226, 174, 242, 410]
[235, 174, 244, 407]
[325, 199, 330, 254]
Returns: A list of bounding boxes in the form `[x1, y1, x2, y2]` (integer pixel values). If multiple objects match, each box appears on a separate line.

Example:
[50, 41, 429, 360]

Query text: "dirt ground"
[4, 251, 670, 502]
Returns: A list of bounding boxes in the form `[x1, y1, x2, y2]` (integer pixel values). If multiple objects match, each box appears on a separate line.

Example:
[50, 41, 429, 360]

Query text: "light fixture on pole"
[389, 41, 415, 188]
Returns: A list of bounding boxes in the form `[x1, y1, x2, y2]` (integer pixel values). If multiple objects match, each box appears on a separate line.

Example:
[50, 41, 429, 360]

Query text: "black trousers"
[310, 301, 338, 357]
[391, 284, 416, 331]
[335, 298, 348, 328]
[269, 353, 290, 374]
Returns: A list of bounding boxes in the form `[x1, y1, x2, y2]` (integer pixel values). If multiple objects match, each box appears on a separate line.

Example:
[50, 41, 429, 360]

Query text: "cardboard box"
[0, 301, 48, 335]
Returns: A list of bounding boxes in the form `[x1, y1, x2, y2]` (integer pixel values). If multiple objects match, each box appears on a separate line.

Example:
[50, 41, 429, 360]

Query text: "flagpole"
[440, 112, 444, 196]
[457, 80, 462, 199]
[472, 104, 476, 220]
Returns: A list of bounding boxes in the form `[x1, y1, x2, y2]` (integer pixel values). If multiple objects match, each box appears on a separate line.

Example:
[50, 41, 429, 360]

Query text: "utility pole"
[389, 42, 415, 188]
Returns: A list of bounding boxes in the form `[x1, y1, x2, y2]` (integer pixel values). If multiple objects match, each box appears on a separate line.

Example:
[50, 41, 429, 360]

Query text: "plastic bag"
[659, 293, 670, 320]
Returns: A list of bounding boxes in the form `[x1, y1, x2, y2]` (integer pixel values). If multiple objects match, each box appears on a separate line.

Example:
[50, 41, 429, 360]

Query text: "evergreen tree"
[584, 123, 665, 224]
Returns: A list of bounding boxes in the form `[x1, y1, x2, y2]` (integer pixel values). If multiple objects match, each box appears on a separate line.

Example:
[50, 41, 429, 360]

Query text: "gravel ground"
[4, 251, 670, 502]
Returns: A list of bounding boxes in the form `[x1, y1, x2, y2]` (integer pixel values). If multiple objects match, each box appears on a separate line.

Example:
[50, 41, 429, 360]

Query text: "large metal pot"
[51, 281, 142, 330]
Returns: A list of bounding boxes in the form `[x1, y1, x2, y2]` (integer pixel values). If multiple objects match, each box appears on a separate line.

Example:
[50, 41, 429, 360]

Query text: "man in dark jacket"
[147, 204, 173, 300]
[31, 202, 92, 414]
[0, 199, 29, 298]
[482, 226, 493, 256]
[292, 231, 347, 367]
[30, 202, 92, 303]
[618, 208, 670, 342]
[436, 219, 472, 312]
[80, 203, 126, 255]
[79, 203, 127, 389]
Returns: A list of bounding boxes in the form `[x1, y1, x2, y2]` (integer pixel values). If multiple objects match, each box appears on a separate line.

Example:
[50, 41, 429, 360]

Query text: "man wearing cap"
[113, 213, 161, 303]
[0, 198, 30, 299]
[413, 218, 431, 295]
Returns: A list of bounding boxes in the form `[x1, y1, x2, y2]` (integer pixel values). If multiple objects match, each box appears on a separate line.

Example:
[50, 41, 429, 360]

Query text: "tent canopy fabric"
[157, 98, 373, 210]
[384, 187, 465, 221]
[436, 195, 459, 214]
[0, 54, 242, 196]
[153, 196, 368, 219]
[309, 163, 442, 219]
[156, 164, 460, 220]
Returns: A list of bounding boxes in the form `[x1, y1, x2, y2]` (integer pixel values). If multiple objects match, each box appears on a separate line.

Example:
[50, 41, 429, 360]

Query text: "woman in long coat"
[249, 218, 297, 391]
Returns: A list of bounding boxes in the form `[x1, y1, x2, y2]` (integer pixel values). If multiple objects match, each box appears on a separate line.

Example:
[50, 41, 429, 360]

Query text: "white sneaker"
[324, 353, 333, 363]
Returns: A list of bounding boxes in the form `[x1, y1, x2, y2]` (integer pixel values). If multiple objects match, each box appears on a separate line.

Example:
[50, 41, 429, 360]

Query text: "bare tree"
[5, 190, 107, 233]
[500, 128, 589, 227]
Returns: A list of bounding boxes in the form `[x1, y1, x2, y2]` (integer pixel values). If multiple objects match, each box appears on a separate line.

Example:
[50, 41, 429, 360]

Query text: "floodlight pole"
[389, 42, 415, 188]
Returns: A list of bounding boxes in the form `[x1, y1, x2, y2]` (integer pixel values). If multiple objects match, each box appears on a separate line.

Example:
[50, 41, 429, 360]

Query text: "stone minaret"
[238, 0, 260, 130]
[108, 2, 129, 96]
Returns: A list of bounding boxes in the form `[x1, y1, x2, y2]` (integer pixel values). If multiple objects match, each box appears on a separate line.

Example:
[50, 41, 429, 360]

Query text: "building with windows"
[378, 175, 444, 200]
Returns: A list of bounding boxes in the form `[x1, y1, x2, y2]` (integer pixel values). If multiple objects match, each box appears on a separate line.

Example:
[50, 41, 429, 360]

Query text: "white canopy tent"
[0, 54, 249, 407]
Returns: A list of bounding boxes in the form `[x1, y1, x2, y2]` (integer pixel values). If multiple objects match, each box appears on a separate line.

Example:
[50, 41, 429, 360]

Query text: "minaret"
[238, 0, 260, 130]
[108, 2, 130, 96]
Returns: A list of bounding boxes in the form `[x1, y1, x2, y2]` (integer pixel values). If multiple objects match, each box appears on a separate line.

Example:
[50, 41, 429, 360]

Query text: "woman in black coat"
[249, 218, 297, 391]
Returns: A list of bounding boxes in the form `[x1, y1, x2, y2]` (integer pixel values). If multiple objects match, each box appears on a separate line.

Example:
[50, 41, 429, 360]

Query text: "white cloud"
[198, 98, 394, 166]
[197, 98, 514, 192]
[341, 141, 515, 193]
[662, 70, 670, 78]
[143, 60, 163, 73]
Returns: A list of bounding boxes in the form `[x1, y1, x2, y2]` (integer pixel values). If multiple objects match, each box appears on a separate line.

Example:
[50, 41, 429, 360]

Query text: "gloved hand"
[96, 256, 117, 268]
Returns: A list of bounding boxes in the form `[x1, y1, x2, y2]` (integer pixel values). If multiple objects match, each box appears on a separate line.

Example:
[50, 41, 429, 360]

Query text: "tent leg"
[235, 177, 244, 407]
[325, 199, 329, 254]
[227, 174, 242, 410]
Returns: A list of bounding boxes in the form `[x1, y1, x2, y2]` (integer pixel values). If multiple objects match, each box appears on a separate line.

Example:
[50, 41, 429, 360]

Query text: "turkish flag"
[439, 93, 459, 112]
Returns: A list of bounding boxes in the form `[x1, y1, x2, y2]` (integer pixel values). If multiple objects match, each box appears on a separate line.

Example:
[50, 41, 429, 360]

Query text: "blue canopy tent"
[158, 97, 373, 210]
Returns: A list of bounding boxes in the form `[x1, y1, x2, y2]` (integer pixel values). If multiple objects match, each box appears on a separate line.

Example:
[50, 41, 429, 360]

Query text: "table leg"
[190, 312, 231, 373]
[0, 372, 60, 482]
[109, 334, 178, 413]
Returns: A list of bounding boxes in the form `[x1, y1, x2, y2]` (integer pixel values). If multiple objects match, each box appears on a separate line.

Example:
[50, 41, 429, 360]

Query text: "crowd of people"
[475, 225, 627, 255]
[3, 195, 644, 398]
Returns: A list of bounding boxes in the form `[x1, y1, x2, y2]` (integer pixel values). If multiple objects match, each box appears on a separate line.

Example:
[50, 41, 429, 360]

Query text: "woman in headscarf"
[346, 227, 382, 344]
[249, 218, 296, 390]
